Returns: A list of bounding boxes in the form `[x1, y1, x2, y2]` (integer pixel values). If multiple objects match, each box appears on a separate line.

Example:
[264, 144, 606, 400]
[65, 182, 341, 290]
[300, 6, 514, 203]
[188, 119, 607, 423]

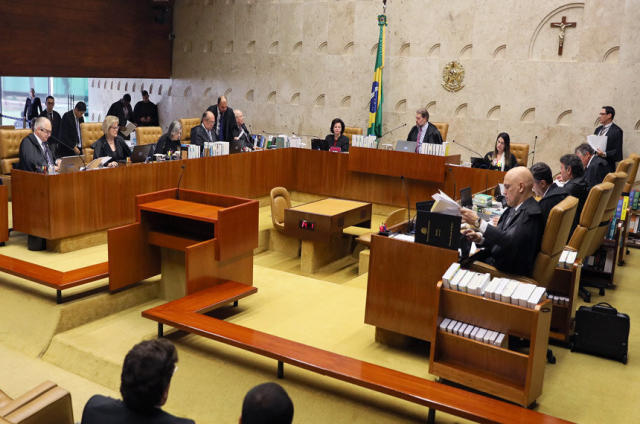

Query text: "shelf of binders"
[625, 209, 640, 250]
[429, 282, 552, 407]
[544, 261, 581, 343]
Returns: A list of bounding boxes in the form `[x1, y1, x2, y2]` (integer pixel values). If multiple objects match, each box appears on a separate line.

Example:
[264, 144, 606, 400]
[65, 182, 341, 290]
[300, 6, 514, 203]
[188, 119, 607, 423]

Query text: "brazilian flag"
[367, 14, 387, 138]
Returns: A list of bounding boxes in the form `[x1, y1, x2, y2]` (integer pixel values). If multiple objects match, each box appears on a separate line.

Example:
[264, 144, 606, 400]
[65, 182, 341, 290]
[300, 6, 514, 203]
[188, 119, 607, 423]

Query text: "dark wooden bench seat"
[142, 281, 571, 424]
[0, 254, 109, 303]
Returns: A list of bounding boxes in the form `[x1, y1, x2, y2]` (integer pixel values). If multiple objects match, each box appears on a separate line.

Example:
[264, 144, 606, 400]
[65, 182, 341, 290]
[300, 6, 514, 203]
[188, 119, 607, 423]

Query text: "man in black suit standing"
[107, 93, 134, 138]
[594, 106, 623, 172]
[134, 90, 159, 127]
[232, 109, 253, 150]
[531, 162, 568, 225]
[460, 167, 544, 276]
[406, 108, 443, 152]
[23, 88, 42, 128]
[575, 143, 610, 189]
[39, 96, 61, 140]
[207, 96, 235, 142]
[190, 111, 216, 151]
[59, 101, 86, 157]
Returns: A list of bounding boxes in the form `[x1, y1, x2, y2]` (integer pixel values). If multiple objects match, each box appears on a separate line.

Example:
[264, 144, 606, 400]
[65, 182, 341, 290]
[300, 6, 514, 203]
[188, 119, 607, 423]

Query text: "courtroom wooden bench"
[143, 281, 571, 424]
[0, 255, 109, 303]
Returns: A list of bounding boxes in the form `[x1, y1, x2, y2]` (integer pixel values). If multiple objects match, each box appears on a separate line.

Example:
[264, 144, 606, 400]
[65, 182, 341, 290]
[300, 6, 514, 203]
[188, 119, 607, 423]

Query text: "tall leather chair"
[270, 187, 291, 232]
[623, 154, 639, 193]
[567, 181, 614, 260]
[431, 122, 449, 142]
[344, 127, 363, 145]
[179, 118, 201, 143]
[0, 129, 31, 175]
[615, 158, 632, 175]
[583, 172, 627, 257]
[0, 381, 73, 424]
[510, 143, 530, 167]
[135, 126, 162, 145]
[80, 122, 103, 161]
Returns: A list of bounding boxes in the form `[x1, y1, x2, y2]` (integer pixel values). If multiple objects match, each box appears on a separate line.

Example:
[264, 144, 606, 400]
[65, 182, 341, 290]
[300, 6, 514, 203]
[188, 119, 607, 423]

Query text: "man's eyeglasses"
[38, 128, 52, 135]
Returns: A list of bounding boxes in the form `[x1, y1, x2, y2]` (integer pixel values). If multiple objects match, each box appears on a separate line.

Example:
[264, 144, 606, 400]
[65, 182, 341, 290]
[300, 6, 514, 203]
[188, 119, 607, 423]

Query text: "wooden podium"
[108, 188, 258, 297]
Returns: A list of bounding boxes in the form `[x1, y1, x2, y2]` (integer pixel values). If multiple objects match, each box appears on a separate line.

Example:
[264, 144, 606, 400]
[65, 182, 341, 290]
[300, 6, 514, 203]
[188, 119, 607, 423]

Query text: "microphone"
[48, 134, 87, 168]
[379, 122, 407, 139]
[530, 135, 538, 165]
[176, 164, 186, 199]
[450, 139, 483, 157]
[401, 176, 413, 233]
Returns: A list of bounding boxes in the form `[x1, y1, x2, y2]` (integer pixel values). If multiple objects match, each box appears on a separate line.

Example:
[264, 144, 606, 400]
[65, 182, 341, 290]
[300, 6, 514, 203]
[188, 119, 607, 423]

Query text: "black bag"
[571, 302, 629, 364]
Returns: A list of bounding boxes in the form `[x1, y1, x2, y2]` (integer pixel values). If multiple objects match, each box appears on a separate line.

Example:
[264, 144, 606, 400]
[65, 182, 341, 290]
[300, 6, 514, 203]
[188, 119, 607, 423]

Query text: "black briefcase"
[571, 302, 629, 364]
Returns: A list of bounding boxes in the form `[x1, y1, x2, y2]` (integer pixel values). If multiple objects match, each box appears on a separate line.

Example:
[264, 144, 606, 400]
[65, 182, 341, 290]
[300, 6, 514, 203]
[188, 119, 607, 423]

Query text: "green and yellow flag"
[367, 14, 387, 138]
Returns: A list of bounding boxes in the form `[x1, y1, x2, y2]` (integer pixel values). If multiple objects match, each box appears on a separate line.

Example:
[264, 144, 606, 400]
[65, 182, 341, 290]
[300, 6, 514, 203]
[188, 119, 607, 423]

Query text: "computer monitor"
[395, 140, 417, 153]
[460, 187, 472, 208]
[311, 138, 327, 151]
[58, 155, 85, 173]
[131, 144, 155, 163]
[229, 140, 243, 154]
[471, 157, 491, 169]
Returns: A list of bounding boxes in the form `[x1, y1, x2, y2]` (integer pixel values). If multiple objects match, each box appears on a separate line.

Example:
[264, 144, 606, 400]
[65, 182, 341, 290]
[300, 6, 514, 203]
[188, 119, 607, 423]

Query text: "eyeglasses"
[38, 128, 52, 135]
[109, 126, 119, 130]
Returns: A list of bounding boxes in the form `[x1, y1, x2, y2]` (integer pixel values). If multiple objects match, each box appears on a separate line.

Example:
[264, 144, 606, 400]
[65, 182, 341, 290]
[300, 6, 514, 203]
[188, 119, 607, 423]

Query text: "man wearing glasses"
[17, 116, 58, 173]
[39, 96, 62, 141]
[594, 106, 623, 172]
[59, 101, 87, 157]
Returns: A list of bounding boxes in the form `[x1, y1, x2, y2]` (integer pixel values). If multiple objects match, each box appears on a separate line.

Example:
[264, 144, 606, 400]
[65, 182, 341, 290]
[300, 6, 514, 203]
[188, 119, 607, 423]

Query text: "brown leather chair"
[510, 143, 530, 166]
[0, 125, 15, 130]
[0, 381, 73, 424]
[0, 129, 31, 174]
[179, 118, 200, 143]
[136, 126, 162, 145]
[355, 208, 406, 248]
[624, 154, 639, 193]
[615, 158, 632, 175]
[567, 181, 614, 260]
[270, 187, 291, 232]
[80, 122, 103, 161]
[344, 127, 363, 145]
[431, 122, 449, 142]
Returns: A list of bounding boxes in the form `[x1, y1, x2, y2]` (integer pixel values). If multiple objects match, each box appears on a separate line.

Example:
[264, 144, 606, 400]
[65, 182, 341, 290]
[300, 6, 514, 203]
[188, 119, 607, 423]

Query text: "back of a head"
[241, 382, 293, 424]
[530, 162, 552, 184]
[120, 339, 177, 413]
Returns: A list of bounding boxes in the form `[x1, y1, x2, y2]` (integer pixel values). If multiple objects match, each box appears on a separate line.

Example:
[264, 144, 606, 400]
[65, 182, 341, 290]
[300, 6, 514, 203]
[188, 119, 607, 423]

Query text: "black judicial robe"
[538, 183, 568, 226]
[323, 134, 350, 152]
[482, 152, 519, 172]
[564, 176, 589, 235]
[59, 110, 84, 157]
[475, 197, 544, 276]
[584, 155, 610, 190]
[206, 105, 235, 142]
[232, 123, 254, 150]
[39, 109, 62, 140]
[134, 100, 159, 127]
[154, 133, 181, 155]
[81, 395, 194, 424]
[594, 123, 623, 172]
[17, 133, 50, 172]
[92, 135, 131, 163]
[407, 123, 443, 145]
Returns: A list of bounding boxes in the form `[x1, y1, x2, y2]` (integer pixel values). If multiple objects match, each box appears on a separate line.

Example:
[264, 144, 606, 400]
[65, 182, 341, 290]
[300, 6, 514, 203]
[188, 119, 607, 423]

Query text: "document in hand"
[121, 120, 137, 137]
[431, 190, 461, 216]
[587, 134, 607, 152]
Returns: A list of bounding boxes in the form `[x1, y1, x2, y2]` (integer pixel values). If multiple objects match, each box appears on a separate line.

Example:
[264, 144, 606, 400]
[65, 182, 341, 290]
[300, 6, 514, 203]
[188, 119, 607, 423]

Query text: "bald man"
[460, 167, 544, 276]
[190, 110, 216, 151]
[206, 96, 235, 141]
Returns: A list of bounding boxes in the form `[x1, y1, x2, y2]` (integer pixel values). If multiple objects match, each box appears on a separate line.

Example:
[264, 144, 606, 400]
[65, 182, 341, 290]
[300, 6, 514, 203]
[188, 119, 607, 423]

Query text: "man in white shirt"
[17, 117, 57, 173]
[593, 106, 623, 172]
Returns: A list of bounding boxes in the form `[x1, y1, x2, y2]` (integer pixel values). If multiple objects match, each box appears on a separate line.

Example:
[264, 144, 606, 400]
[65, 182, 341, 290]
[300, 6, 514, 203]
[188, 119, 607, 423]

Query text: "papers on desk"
[587, 134, 607, 152]
[352, 135, 378, 148]
[121, 120, 137, 137]
[85, 156, 112, 169]
[431, 190, 460, 216]
[390, 233, 414, 242]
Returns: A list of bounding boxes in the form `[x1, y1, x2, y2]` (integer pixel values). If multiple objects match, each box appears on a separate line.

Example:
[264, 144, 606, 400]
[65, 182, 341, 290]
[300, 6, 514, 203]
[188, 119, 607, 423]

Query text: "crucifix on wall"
[550, 16, 577, 56]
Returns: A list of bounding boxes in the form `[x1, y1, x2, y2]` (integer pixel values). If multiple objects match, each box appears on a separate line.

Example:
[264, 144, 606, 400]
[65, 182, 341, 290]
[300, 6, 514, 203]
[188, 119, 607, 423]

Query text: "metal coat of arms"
[442, 61, 465, 92]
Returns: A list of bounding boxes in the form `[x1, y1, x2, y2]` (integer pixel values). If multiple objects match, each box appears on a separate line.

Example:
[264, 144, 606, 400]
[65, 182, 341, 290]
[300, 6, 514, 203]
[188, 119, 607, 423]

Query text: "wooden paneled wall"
[0, 0, 173, 78]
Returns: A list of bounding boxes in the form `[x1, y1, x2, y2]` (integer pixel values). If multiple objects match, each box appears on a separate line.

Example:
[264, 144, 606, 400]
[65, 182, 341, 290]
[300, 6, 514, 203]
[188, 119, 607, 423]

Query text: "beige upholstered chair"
[0, 125, 15, 130]
[0, 381, 73, 424]
[270, 187, 291, 232]
[136, 126, 162, 145]
[624, 154, 639, 193]
[80, 122, 103, 161]
[0, 129, 31, 174]
[510, 143, 530, 167]
[431, 122, 449, 142]
[567, 181, 614, 260]
[615, 158, 632, 175]
[179, 118, 201, 142]
[344, 127, 363, 144]
[355, 208, 406, 248]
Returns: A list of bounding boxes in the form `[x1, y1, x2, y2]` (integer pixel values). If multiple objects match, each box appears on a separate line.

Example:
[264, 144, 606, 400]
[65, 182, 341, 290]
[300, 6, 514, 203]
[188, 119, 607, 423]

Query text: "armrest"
[3, 387, 73, 424]
[468, 261, 538, 285]
[0, 381, 56, 416]
[0, 389, 11, 409]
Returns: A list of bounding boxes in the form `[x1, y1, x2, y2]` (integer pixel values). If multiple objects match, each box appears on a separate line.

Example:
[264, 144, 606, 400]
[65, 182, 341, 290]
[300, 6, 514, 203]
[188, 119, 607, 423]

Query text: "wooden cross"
[550, 16, 577, 56]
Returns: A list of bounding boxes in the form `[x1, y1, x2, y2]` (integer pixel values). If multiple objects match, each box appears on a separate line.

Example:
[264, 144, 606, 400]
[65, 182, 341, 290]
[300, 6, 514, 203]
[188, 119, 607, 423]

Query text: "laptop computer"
[395, 140, 417, 153]
[311, 138, 326, 151]
[460, 187, 472, 208]
[58, 155, 85, 173]
[131, 144, 155, 163]
[471, 157, 491, 169]
[229, 140, 243, 154]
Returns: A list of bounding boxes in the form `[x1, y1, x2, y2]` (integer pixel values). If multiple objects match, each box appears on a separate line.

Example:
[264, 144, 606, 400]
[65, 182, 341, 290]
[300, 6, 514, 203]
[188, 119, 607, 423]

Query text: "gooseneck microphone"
[450, 139, 483, 157]
[401, 176, 413, 233]
[530, 135, 538, 165]
[176, 164, 186, 199]
[379, 122, 407, 139]
[48, 134, 87, 168]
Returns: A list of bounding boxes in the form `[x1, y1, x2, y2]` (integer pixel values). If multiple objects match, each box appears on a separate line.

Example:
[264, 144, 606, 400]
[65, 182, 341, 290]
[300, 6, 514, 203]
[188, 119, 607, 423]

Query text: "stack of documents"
[431, 190, 461, 216]
[352, 134, 378, 148]
[558, 249, 577, 269]
[418, 142, 450, 156]
[439, 317, 507, 348]
[187, 144, 201, 159]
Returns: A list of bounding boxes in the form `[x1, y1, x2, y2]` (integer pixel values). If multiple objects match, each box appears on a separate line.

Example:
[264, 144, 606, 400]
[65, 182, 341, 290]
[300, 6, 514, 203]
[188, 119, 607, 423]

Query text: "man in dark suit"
[461, 167, 544, 276]
[207, 96, 235, 142]
[232, 109, 254, 150]
[558, 154, 589, 235]
[531, 162, 568, 225]
[23, 88, 42, 128]
[190, 110, 216, 151]
[134, 90, 159, 127]
[240, 383, 294, 424]
[80, 339, 194, 424]
[594, 106, 623, 172]
[39, 96, 61, 138]
[406, 107, 443, 151]
[17, 117, 57, 173]
[575, 143, 610, 189]
[107, 93, 134, 138]
[58, 101, 86, 157]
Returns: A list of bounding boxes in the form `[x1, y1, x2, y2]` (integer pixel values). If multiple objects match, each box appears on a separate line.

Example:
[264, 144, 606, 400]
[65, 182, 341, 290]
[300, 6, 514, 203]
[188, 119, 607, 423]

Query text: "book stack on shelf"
[627, 189, 640, 249]
[430, 262, 552, 406]
[605, 194, 628, 240]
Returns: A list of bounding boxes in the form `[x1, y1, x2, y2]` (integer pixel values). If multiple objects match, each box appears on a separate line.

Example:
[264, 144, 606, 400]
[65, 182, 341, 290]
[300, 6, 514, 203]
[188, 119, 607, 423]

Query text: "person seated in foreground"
[483, 132, 518, 171]
[323, 118, 350, 152]
[92, 115, 132, 167]
[556, 153, 588, 234]
[240, 382, 294, 424]
[81, 339, 194, 424]
[155, 120, 183, 155]
[460, 167, 544, 277]
[530, 162, 568, 225]
[575, 143, 609, 190]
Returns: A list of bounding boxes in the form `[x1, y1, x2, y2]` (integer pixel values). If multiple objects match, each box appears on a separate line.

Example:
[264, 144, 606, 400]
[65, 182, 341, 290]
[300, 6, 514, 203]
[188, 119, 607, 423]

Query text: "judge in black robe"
[107, 94, 134, 138]
[322, 118, 349, 152]
[594, 107, 623, 172]
[155, 121, 182, 155]
[531, 162, 568, 225]
[231, 110, 254, 151]
[206, 96, 235, 142]
[134, 91, 159, 127]
[93, 135, 131, 163]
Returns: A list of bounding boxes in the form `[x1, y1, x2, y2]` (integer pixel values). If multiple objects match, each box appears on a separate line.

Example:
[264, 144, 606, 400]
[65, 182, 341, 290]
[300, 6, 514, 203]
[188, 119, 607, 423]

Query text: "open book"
[431, 190, 460, 216]
[85, 156, 112, 170]
[121, 120, 137, 137]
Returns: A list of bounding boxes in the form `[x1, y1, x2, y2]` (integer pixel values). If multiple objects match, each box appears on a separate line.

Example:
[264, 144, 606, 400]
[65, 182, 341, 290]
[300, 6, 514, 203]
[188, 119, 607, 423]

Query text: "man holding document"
[590, 106, 623, 172]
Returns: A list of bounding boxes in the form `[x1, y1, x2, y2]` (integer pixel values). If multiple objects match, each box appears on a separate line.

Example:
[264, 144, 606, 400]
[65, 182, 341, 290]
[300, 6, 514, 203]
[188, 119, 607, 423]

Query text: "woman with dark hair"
[483, 132, 518, 171]
[323, 118, 349, 152]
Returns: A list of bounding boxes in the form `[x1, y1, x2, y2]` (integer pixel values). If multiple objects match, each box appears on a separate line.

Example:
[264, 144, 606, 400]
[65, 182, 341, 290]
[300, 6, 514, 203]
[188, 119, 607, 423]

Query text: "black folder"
[414, 210, 461, 250]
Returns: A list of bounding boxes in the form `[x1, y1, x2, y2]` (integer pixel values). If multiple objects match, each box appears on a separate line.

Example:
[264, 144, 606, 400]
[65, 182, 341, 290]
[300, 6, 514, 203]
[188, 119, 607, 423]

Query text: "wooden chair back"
[270, 187, 291, 232]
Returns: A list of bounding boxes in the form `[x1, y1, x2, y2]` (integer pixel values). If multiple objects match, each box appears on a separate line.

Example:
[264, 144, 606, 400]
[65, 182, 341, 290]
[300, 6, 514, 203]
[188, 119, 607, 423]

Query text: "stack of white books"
[547, 294, 570, 306]
[438, 318, 507, 348]
[352, 134, 378, 148]
[558, 249, 578, 269]
[212, 141, 229, 156]
[418, 141, 450, 156]
[287, 136, 303, 148]
[187, 144, 201, 159]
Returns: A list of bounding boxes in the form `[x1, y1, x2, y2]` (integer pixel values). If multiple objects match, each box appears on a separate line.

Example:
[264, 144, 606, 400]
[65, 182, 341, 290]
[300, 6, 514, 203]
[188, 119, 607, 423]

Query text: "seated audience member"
[575, 143, 609, 190]
[59, 101, 87, 157]
[232, 109, 254, 150]
[190, 111, 216, 150]
[17, 117, 57, 173]
[81, 339, 194, 424]
[323, 118, 350, 152]
[93, 115, 132, 167]
[460, 167, 544, 276]
[155, 120, 182, 155]
[557, 153, 588, 233]
[240, 382, 294, 424]
[483, 132, 518, 171]
[531, 162, 568, 225]
[407, 108, 443, 152]
[134, 90, 159, 127]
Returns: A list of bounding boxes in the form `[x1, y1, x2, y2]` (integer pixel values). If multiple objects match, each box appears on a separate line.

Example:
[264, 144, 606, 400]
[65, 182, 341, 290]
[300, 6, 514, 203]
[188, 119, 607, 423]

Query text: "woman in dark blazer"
[483, 132, 518, 171]
[155, 120, 182, 155]
[93, 115, 131, 167]
[323, 118, 350, 152]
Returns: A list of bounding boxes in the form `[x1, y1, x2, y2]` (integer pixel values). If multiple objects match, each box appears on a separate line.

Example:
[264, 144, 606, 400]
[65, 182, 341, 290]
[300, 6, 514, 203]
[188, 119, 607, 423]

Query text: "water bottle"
[131, 129, 137, 146]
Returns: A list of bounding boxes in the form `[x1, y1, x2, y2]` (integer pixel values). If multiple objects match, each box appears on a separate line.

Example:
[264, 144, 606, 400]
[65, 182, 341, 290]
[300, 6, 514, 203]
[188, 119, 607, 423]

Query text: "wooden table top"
[139, 198, 223, 222]
[290, 198, 370, 216]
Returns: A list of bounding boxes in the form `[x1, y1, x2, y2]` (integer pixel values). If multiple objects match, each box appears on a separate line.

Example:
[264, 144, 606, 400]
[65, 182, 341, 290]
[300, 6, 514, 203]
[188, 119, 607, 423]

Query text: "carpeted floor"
[1, 200, 639, 423]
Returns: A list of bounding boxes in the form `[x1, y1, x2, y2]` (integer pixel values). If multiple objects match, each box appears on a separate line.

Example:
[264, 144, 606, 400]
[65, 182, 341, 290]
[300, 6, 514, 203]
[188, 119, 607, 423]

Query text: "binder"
[414, 210, 461, 250]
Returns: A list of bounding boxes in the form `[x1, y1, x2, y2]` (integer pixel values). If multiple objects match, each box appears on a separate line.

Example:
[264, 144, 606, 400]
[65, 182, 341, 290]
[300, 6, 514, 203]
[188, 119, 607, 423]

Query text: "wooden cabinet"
[544, 263, 581, 343]
[429, 282, 552, 407]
